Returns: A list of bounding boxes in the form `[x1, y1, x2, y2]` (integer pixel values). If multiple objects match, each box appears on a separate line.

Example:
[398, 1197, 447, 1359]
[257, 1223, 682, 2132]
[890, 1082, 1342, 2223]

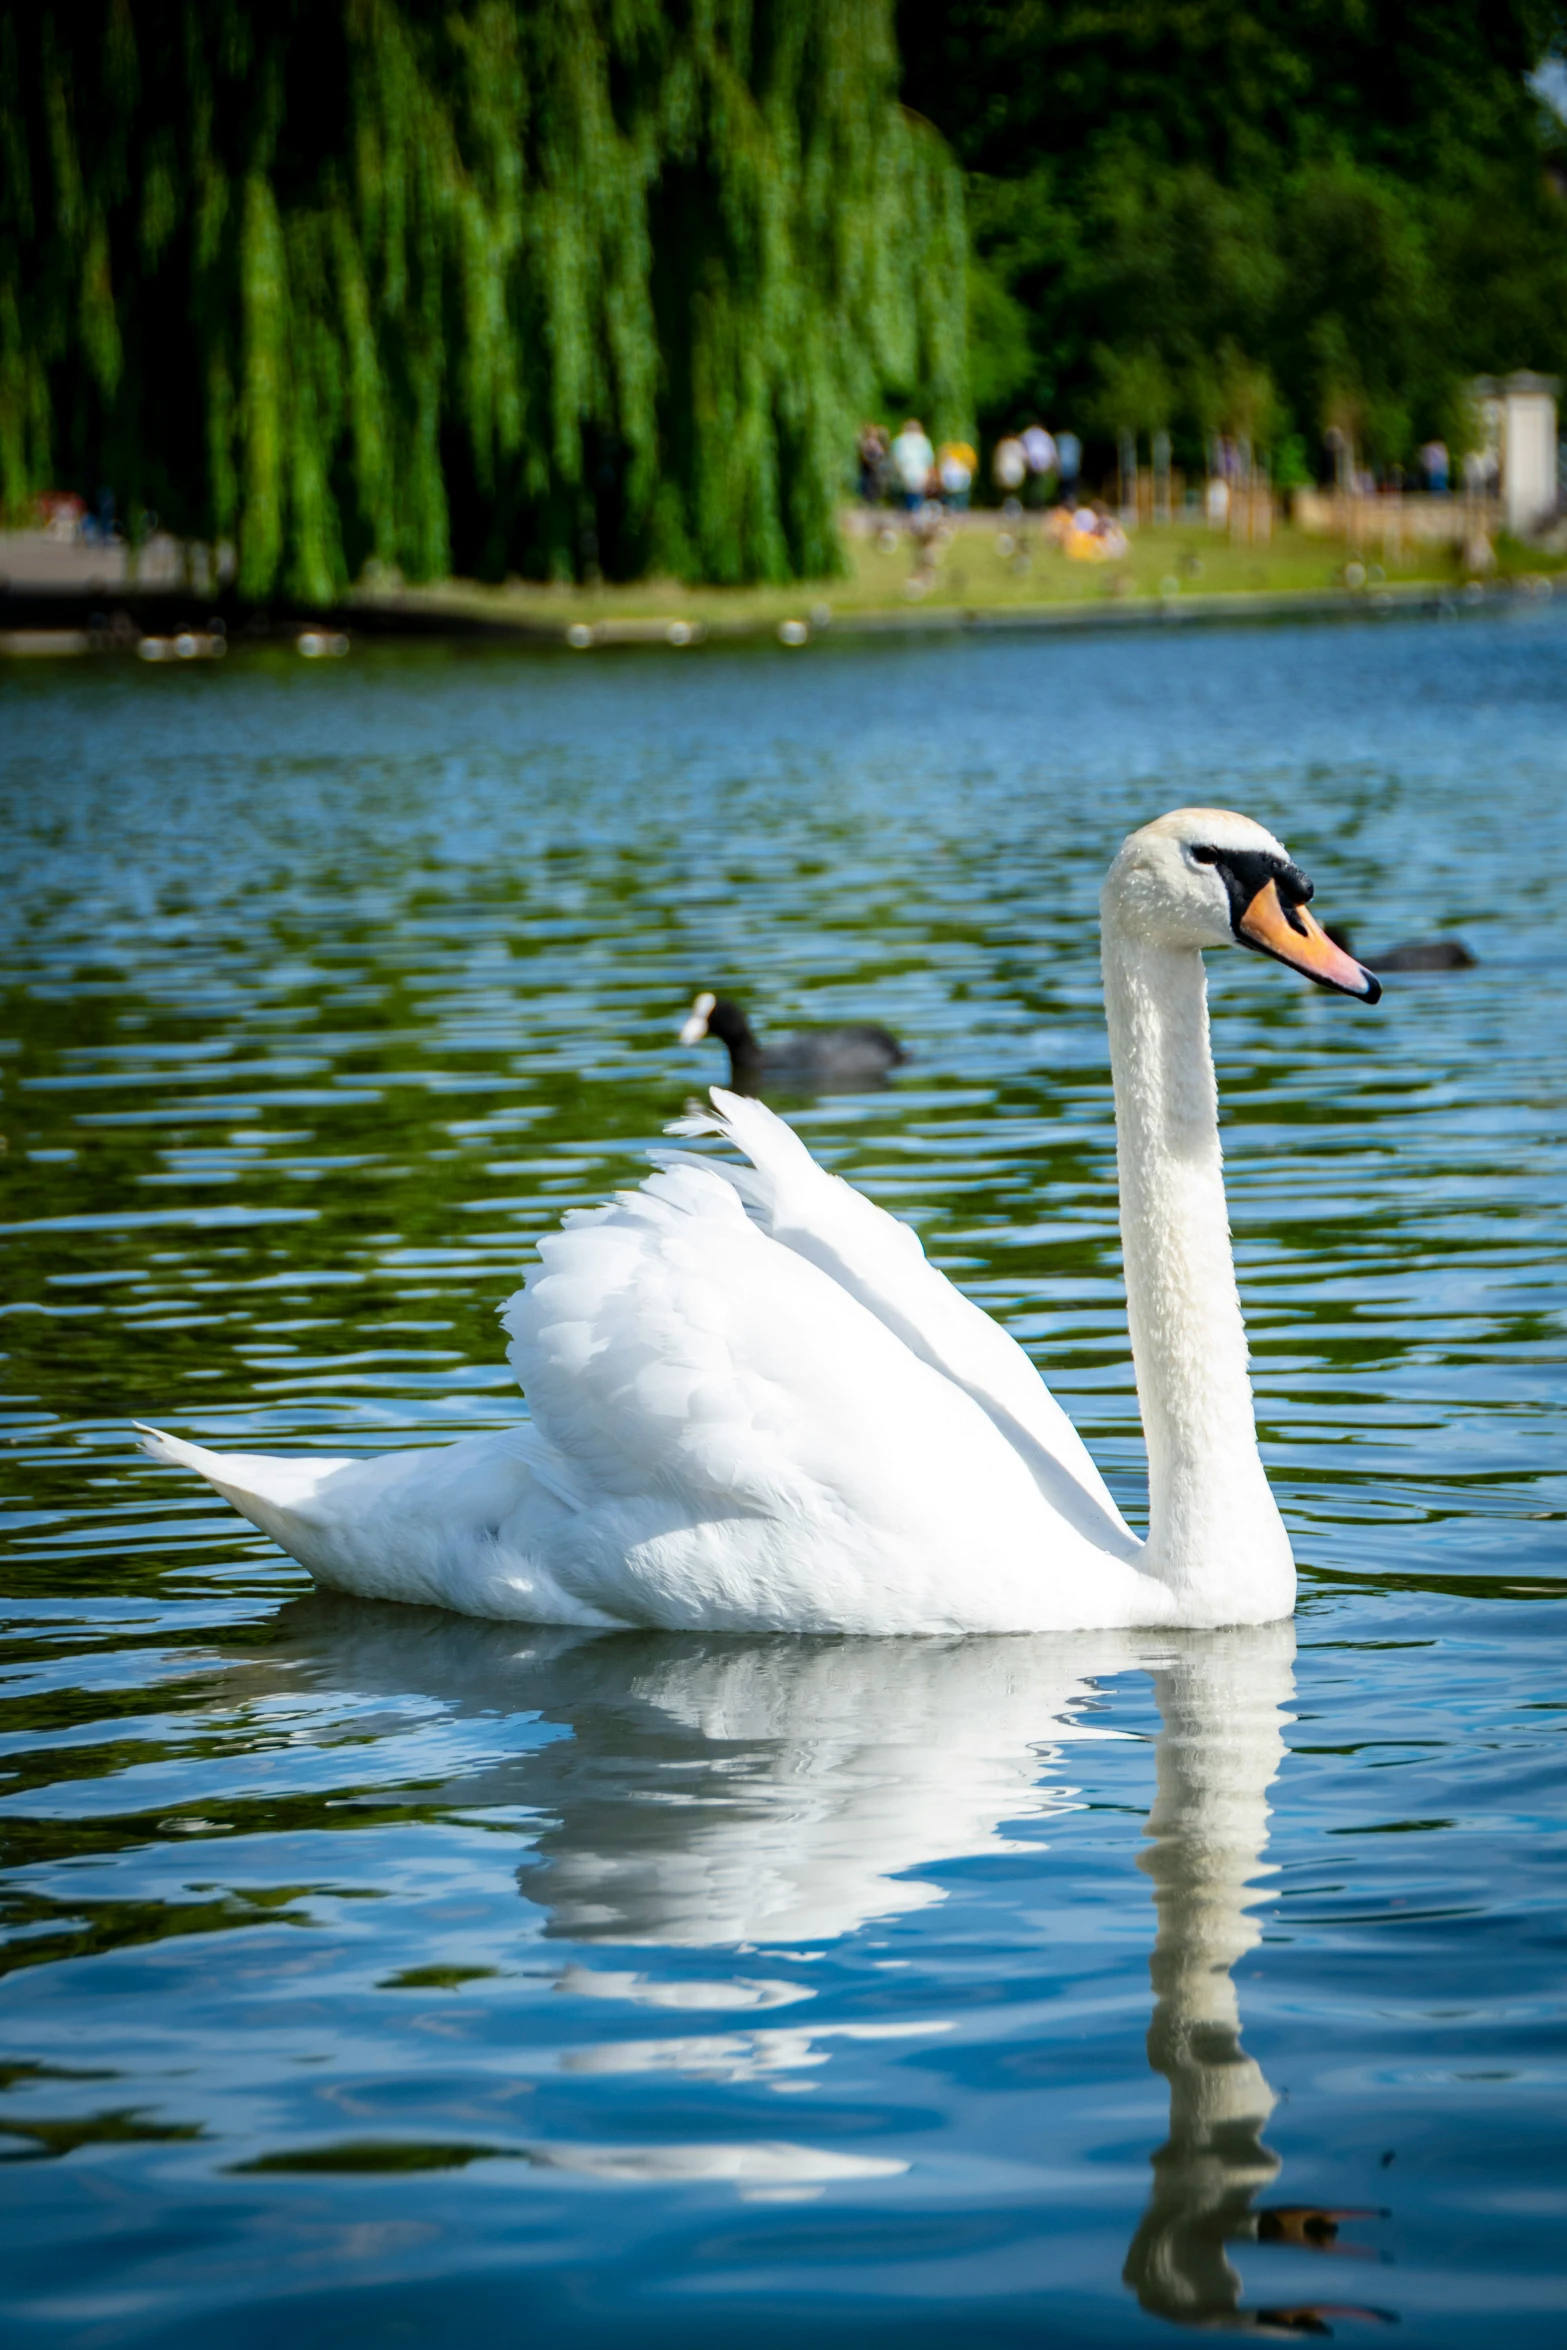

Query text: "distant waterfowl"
[1324, 923, 1476, 973]
[678, 991, 906, 1091]
[139, 808, 1379, 1634]
[1368, 936, 1476, 972]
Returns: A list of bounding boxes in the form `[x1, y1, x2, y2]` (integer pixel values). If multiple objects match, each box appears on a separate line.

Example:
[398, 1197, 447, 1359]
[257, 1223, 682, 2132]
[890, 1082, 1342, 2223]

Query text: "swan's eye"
[1190, 845, 1220, 865]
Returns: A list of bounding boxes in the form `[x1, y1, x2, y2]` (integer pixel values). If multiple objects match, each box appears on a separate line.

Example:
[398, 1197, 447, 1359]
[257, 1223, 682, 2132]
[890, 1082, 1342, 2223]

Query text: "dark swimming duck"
[1323, 925, 1476, 973]
[1368, 936, 1476, 972]
[678, 991, 906, 1092]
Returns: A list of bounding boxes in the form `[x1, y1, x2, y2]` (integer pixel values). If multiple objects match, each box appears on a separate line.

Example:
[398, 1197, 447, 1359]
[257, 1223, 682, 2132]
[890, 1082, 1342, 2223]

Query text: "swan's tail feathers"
[135, 1421, 195, 1469]
[134, 1423, 353, 1516]
[134, 1419, 603, 1620]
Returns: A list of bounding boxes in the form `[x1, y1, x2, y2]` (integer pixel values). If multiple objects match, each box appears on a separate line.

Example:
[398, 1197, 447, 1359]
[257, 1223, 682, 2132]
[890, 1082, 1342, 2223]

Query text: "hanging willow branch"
[0, 0, 969, 595]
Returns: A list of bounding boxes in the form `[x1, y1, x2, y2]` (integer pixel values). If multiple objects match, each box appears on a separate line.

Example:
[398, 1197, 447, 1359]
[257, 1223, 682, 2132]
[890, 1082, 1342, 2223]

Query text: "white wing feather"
[501, 1155, 1121, 1631]
[655, 1090, 1139, 1559]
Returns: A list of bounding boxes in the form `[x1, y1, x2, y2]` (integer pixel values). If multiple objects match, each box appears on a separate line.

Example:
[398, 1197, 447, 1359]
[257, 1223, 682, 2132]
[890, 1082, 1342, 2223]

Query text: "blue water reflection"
[0, 617, 1564, 2345]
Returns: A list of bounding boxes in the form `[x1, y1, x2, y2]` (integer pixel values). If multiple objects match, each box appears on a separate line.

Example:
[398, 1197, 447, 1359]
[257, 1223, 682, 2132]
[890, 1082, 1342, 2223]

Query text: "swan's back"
[503, 1147, 1094, 1630]
[658, 1093, 1137, 1559]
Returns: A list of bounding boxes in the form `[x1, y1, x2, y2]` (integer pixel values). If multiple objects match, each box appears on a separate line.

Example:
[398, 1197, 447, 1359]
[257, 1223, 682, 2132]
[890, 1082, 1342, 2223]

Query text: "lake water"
[0, 616, 1563, 2347]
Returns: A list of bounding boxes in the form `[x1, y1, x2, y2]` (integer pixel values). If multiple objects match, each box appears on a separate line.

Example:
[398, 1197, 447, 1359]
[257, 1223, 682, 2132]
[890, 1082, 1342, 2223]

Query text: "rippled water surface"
[1, 620, 1564, 2347]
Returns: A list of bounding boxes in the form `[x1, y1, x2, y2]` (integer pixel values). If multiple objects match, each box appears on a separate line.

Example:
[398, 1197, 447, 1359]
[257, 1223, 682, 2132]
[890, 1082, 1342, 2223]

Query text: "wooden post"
[1152, 430, 1172, 527]
[1118, 428, 1138, 523]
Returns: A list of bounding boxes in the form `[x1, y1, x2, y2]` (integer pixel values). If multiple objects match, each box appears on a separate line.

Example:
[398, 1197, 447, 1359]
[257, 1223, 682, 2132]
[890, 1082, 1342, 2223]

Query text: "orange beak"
[1238, 879, 1381, 1002]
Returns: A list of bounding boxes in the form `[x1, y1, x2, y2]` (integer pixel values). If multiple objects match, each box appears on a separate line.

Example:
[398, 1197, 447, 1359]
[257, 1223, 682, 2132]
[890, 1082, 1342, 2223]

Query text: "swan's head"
[1103, 808, 1381, 1002]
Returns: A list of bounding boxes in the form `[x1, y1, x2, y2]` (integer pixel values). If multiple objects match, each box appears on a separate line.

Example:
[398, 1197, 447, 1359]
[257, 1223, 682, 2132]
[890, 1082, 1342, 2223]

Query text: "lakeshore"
[2, 515, 1563, 655]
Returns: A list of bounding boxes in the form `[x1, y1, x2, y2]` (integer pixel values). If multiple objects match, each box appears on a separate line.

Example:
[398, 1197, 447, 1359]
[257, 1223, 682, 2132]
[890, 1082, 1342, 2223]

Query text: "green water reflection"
[0, 625, 1563, 2345]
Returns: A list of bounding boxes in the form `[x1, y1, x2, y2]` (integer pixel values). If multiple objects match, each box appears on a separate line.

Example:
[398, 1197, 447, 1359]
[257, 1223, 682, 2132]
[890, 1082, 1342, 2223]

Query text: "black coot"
[1367, 937, 1477, 972]
[1323, 925, 1476, 973]
[679, 991, 906, 1092]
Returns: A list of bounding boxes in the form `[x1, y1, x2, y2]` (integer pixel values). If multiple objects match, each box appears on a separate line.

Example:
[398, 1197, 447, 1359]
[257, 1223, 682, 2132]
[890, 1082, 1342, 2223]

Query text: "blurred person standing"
[938, 438, 977, 508]
[1420, 437, 1450, 494]
[857, 422, 890, 505]
[890, 417, 935, 509]
[993, 432, 1027, 504]
[1021, 421, 1057, 505]
[1055, 431, 1082, 500]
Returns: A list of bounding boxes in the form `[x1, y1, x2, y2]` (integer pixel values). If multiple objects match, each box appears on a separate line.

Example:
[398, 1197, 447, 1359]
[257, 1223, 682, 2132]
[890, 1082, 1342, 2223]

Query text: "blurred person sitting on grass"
[1044, 500, 1129, 561]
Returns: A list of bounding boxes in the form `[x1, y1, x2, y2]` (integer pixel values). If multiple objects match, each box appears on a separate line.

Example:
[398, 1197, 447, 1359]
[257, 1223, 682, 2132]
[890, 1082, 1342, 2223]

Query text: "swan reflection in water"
[1123, 1642, 1387, 2336]
[264, 1602, 1386, 2330]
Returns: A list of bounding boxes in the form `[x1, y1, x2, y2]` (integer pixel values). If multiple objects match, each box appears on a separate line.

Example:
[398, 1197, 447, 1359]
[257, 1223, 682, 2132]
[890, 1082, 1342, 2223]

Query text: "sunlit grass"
[357, 516, 1567, 640]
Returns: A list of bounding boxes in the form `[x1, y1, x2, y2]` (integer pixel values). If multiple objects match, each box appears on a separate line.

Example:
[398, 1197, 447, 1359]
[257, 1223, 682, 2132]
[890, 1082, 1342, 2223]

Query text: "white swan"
[138, 809, 1378, 1632]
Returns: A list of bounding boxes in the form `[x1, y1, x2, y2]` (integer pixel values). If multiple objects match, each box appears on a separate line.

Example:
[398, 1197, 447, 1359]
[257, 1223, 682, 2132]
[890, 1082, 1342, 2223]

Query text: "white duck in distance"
[139, 810, 1379, 1635]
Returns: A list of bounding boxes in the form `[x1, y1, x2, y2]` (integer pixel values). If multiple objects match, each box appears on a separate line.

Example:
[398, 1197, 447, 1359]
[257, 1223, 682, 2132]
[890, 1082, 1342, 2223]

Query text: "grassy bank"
[350, 517, 1566, 642]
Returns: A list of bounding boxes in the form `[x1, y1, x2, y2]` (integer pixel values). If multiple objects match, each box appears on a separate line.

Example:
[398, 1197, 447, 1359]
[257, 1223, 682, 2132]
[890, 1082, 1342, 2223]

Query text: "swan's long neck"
[1102, 923, 1294, 1620]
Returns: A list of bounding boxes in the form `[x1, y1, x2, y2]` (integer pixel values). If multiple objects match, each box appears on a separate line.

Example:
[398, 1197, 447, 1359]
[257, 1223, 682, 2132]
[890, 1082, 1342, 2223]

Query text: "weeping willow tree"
[0, 2, 968, 595]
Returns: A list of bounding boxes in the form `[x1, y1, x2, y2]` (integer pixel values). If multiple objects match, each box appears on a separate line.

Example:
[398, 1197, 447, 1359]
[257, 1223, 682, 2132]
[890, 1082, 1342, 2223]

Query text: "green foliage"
[899, 0, 1567, 474]
[0, 1, 969, 594]
[966, 255, 1034, 413]
[1273, 434, 1312, 491]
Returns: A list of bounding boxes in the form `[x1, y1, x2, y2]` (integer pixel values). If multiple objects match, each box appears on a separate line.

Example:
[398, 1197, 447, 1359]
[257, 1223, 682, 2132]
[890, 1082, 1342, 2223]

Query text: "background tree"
[898, 0, 1567, 482]
[0, 0, 969, 595]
